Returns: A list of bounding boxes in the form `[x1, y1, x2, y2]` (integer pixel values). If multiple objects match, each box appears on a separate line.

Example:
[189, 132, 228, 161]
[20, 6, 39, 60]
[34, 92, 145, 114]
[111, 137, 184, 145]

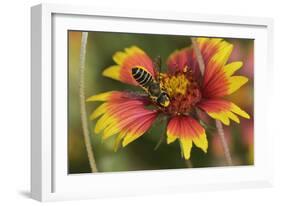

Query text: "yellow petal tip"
[102, 65, 121, 81]
[86, 92, 113, 102]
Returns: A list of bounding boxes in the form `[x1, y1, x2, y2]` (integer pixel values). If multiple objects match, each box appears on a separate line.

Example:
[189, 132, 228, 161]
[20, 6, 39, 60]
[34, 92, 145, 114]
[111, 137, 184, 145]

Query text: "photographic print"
[68, 31, 254, 174]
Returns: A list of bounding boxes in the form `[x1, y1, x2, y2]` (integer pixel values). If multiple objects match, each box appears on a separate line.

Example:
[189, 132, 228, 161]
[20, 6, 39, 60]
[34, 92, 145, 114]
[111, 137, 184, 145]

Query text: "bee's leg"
[125, 90, 150, 101]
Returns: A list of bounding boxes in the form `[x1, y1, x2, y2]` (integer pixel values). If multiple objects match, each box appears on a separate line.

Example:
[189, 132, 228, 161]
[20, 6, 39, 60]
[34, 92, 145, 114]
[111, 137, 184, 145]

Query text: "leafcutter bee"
[131, 56, 170, 107]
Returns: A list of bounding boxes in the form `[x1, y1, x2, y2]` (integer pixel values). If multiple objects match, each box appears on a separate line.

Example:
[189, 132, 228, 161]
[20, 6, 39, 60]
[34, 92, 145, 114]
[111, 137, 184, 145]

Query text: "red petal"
[199, 38, 248, 98]
[166, 116, 207, 159]
[167, 116, 206, 141]
[166, 47, 201, 79]
[89, 91, 158, 147]
[166, 38, 230, 79]
[198, 99, 250, 125]
[103, 46, 155, 86]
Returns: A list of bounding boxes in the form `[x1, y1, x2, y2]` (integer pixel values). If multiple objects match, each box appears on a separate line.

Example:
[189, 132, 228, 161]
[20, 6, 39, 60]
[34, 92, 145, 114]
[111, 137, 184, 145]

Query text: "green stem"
[185, 160, 193, 168]
[79, 32, 98, 172]
[154, 116, 168, 151]
[215, 120, 233, 165]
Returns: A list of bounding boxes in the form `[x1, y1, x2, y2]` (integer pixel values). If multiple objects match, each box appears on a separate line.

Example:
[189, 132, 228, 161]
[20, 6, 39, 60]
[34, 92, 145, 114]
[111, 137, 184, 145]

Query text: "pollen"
[161, 70, 202, 115]
[162, 73, 190, 97]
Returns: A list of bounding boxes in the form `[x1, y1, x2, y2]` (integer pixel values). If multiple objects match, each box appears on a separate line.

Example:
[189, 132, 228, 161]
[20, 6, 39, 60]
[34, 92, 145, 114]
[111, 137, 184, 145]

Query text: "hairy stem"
[79, 32, 98, 172]
[191, 38, 205, 75]
[215, 121, 232, 165]
[185, 160, 193, 168]
[191, 37, 233, 166]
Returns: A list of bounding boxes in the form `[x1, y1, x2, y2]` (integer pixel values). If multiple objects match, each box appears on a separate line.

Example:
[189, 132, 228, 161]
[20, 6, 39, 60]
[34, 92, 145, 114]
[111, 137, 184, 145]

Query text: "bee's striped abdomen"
[132, 67, 153, 88]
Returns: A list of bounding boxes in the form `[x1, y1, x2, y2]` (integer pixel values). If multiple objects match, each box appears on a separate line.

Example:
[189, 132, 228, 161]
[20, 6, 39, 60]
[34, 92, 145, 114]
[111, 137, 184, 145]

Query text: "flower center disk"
[161, 71, 201, 115]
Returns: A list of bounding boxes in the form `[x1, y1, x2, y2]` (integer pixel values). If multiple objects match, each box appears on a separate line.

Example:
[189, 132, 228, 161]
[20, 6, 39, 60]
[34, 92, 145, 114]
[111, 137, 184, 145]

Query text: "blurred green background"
[68, 31, 254, 174]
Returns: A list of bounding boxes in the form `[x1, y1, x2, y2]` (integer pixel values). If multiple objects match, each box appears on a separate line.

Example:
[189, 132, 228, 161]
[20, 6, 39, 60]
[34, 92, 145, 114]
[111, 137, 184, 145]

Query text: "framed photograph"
[31, 3, 274, 201]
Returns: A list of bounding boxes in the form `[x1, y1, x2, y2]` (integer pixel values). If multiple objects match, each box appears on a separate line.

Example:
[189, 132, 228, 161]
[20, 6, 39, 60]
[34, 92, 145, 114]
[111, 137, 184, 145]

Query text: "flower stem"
[79, 32, 98, 172]
[191, 37, 233, 166]
[215, 120, 232, 165]
[185, 160, 193, 168]
[154, 115, 168, 151]
[191, 38, 205, 75]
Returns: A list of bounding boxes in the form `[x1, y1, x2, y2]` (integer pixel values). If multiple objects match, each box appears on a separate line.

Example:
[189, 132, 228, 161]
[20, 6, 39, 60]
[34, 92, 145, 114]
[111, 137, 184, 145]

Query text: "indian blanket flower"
[87, 38, 250, 160]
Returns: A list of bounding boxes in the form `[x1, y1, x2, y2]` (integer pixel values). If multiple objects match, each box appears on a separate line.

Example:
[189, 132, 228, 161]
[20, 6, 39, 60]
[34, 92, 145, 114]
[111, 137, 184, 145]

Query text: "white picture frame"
[31, 3, 274, 202]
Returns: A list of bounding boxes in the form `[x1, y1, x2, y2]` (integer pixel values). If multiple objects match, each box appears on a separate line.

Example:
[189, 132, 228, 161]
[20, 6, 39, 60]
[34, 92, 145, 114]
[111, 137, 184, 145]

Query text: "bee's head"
[157, 92, 170, 107]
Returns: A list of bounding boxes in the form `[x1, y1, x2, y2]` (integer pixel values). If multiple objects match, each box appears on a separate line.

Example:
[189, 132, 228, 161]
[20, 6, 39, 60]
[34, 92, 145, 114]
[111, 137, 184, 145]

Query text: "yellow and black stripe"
[132, 67, 154, 88]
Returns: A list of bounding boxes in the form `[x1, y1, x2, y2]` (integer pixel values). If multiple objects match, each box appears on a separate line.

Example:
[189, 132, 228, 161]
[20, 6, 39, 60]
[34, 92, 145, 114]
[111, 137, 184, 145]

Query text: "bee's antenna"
[154, 55, 161, 82]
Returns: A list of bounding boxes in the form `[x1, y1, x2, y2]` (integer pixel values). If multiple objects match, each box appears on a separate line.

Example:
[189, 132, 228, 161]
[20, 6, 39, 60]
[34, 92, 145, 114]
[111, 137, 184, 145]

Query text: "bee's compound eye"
[157, 93, 170, 107]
